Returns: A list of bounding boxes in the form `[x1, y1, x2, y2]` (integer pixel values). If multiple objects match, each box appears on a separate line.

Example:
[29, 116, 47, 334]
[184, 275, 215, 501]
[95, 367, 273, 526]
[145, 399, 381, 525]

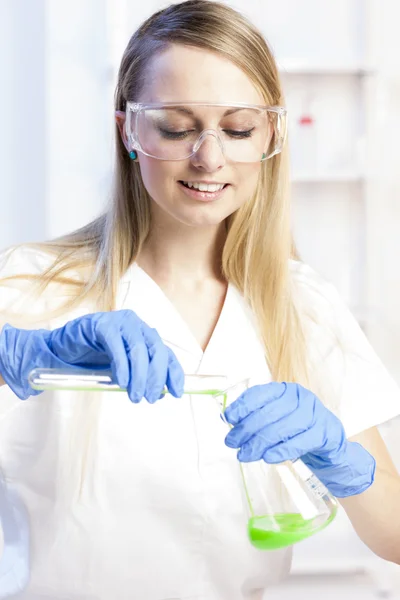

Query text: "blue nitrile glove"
[224, 382, 376, 498]
[0, 310, 184, 403]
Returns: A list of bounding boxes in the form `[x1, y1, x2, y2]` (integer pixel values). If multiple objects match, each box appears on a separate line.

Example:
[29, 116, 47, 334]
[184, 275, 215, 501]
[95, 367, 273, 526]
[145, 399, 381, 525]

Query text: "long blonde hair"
[2, 0, 307, 385]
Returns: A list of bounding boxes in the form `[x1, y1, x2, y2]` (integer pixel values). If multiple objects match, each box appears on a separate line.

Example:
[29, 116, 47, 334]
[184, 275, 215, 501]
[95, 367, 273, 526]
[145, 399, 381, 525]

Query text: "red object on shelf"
[299, 115, 314, 125]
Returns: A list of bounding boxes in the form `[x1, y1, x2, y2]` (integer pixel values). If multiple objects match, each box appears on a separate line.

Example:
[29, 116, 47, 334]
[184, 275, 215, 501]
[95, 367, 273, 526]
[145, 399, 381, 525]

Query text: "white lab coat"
[0, 246, 399, 600]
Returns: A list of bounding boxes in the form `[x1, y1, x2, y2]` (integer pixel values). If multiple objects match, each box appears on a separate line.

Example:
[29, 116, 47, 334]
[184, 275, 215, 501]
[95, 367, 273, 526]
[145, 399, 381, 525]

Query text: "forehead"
[139, 44, 264, 106]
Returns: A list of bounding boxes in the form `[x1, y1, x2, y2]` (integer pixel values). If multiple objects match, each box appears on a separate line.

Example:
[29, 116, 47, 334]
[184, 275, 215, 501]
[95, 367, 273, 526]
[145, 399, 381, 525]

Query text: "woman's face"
[117, 44, 268, 228]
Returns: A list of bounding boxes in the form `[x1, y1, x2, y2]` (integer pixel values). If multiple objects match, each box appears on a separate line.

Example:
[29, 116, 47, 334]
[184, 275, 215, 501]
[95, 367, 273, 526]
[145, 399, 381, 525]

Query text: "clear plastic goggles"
[125, 102, 287, 163]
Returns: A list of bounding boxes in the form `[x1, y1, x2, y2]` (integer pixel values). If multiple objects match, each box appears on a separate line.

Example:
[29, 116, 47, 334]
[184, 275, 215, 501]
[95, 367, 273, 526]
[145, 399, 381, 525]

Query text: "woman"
[0, 1, 399, 598]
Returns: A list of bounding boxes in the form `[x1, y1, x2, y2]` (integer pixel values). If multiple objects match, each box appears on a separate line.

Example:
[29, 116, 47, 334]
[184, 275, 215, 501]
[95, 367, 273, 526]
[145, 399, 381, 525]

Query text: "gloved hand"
[224, 382, 376, 498]
[0, 310, 184, 403]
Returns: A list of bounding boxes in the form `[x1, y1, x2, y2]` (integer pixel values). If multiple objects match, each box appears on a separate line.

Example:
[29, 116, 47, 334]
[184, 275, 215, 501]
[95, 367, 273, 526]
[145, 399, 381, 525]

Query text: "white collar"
[115, 263, 265, 382]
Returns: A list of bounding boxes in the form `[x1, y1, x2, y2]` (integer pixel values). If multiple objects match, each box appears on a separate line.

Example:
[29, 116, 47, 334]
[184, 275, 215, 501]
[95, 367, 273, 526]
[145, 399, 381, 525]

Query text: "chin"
[174, 204, 236, 228]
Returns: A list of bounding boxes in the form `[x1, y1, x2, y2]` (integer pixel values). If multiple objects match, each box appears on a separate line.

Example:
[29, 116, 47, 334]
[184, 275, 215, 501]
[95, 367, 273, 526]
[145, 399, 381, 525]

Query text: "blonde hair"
[2, 0, 307, 385]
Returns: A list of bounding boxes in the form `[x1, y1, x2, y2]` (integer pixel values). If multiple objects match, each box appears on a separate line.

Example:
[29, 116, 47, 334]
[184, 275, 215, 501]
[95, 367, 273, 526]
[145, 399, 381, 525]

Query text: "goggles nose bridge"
[192, 129, 225, 154]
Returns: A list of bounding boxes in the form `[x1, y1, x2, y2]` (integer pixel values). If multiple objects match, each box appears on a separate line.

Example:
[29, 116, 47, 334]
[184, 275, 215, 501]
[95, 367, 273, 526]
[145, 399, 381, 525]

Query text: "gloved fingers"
[230, 408, 312, 461]
[261, 428, 327, 464]
[232, 397, 324, 462]
[126, 342, 149, 403]
[224, 382, 287, 426]
[235, 436, 268, 462]
[144, 342, 169, 403]
[225, 410, 309, 454]
[140, 322, 163, 349]
[165, 347, 185, 398]
[224, 389, 301, 448]
[114, 309, 149, 351]
[138, 323, 184, 398]
[95, 332, 131, 389]
[140, 322, 168, 404]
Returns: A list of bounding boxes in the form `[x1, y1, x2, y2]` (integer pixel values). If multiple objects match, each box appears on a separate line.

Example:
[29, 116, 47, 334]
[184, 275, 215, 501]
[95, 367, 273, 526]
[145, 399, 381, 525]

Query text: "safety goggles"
[125, 102, 287, 163]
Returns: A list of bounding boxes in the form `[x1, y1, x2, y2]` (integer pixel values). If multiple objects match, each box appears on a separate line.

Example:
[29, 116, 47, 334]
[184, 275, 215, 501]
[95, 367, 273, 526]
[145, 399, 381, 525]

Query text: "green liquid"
[248, 510, 337, 550]
[32, 385, 224, 395]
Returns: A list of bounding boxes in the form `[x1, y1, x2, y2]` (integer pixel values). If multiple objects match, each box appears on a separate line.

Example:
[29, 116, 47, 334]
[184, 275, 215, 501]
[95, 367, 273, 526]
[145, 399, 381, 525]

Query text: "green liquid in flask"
[248, 510, 337, 550]
[219, 395, 338, 552]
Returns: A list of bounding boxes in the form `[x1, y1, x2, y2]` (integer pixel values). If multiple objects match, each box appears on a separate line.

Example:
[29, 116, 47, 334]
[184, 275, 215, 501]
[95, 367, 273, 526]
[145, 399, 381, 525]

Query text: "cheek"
[137, 158, 162, 195]
[234, 166, 262, 203]
[137, 157, 178, 205]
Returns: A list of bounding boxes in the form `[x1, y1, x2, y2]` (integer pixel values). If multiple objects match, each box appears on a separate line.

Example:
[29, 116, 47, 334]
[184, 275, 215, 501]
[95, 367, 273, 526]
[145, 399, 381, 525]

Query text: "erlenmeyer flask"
[213, 380, 338, 551]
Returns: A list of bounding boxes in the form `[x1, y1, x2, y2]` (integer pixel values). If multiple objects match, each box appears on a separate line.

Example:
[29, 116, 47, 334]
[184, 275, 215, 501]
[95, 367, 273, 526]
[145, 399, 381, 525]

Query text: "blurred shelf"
[279, 62, 375, 76]
[292, 171, 364, 183]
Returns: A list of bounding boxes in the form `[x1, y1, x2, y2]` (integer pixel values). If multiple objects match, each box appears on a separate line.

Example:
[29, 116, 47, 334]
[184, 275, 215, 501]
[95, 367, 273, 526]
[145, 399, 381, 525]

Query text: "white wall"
[364, 0, 400, 384]
[0, 0, 46, 246]
[0, 0, 114, 246]
[45, 0, 113, 238]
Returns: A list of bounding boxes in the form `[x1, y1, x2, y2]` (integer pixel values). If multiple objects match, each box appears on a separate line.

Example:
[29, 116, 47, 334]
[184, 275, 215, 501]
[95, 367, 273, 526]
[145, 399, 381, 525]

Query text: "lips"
[179, 181, 228, 192]
[177, 180, 230, 202]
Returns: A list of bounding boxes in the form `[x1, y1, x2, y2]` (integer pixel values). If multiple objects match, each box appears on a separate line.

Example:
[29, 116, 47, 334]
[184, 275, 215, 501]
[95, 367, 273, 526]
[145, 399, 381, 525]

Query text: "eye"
[223, 128, 255, 139]
[158, 128, 195, 140]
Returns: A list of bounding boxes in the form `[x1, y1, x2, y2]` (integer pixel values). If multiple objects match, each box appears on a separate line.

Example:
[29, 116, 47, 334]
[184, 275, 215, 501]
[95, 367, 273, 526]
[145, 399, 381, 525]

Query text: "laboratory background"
[1, 0, 400, 598]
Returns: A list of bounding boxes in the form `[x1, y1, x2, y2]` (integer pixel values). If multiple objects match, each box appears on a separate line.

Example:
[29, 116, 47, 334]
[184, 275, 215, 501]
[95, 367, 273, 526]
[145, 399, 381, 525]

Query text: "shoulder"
[288, 259, 363, 345]
[289, 260, 400, 434]
[288, 258, 368, 364]
[289, 259, 346, 320]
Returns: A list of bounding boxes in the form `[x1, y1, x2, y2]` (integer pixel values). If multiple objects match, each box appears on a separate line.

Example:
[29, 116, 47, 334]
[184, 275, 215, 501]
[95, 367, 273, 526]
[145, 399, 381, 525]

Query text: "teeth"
[182, 181, 225, 192]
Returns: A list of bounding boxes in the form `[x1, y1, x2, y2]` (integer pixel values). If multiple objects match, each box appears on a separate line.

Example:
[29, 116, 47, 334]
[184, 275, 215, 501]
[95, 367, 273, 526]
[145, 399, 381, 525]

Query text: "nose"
[190, 130, 226, 172]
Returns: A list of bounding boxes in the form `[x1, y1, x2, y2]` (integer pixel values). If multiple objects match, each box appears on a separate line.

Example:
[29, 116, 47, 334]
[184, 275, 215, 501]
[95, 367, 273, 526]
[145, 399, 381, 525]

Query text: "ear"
[115, 110, 130, 152]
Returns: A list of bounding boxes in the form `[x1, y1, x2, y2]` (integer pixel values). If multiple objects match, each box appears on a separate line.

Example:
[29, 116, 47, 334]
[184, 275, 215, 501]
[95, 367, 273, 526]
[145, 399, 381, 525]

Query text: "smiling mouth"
[179, 181, 229, 191]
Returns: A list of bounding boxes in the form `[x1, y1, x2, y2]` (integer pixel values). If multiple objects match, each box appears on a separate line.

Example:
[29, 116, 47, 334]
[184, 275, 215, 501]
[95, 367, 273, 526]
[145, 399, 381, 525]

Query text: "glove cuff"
[0, 325, 9, 378]
[303, 441, 376, 498]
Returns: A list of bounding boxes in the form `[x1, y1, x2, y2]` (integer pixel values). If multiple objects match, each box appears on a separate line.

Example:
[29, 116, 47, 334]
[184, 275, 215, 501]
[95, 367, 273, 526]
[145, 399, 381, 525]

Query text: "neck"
[137, 214, 227, 285]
